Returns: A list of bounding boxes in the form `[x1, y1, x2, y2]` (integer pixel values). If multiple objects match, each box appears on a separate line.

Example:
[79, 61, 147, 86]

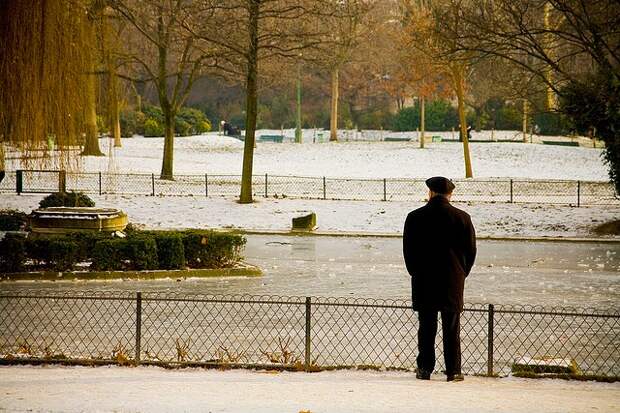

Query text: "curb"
[215, 228, 620, 244]
[0, 263, 262, 282]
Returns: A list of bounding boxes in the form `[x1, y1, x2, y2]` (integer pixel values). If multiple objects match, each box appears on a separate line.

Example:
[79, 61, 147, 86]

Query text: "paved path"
[1, 366, 618, 413]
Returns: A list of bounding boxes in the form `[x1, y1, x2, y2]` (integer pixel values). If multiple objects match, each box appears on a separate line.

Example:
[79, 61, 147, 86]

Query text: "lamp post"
[295, 58, 302, 143]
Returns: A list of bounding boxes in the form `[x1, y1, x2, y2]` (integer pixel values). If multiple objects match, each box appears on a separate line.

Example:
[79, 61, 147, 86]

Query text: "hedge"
[25, 236, 79, 271]
[0, 209, 28, 231]
[153, 233, 185, 270]
[0, 233, 27, 273]
[39, 192, 95, 208]
[1, 229, 245, 273]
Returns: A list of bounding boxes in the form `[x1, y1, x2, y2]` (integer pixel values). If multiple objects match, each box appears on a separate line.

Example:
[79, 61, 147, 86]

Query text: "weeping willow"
[0, 0, 100, 170]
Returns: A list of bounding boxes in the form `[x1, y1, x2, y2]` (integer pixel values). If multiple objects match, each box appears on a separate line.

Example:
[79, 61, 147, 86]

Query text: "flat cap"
[425, 176, 455, 194]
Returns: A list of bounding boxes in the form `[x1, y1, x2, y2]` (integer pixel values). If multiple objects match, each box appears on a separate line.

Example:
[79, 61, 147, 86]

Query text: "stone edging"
[0, 263, 262, 281]
[219, 228, 620, 243]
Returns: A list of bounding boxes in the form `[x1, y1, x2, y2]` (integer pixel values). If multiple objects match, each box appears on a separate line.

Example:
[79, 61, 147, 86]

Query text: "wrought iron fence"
[1, 291, 618, 378]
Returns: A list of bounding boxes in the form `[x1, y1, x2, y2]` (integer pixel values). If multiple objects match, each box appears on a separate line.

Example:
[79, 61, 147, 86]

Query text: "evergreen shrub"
[39, 192, 95, 208]
[153, 233, 185, 269]
[182, 230, 245, 268]
[125, 235, 159, 270]
[144, 119, 164, 137]
[25, 236, 79, 271]
[0, 233, 27, 273]
[91, 239, 127, 271]
[0, 209, 28, 231]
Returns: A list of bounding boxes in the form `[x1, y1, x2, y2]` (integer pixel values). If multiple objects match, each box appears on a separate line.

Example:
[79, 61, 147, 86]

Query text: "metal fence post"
[16, 170, 23, 194]
[487, 304, 494, 376]
[383, 178, 387, 201]
[509, 179, 514, 203]
[323, 177, 326, 200]
[205, 173, 209, 197]
[98, 172, 102, 195]
[577, 180, 581, 207]
[151, 173, 155, 196]
[305, 297, 312, 371]
[58, 170, 66, 193]
[265, 173, 268, 198]
[135, 292, 142, 365]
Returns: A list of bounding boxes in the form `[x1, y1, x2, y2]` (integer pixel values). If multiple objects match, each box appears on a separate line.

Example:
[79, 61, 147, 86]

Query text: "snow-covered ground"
[2, 193, 618, 238]
[0, 365, 618, 413]
[5, 131, 609, 181]
[2, 130, 616, 238]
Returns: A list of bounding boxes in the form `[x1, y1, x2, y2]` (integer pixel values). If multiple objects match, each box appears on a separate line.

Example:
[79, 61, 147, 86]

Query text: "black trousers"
[416, 310, 461, 375]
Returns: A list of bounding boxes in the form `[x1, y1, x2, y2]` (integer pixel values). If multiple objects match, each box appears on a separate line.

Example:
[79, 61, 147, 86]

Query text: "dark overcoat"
[403, 196, 477, 311]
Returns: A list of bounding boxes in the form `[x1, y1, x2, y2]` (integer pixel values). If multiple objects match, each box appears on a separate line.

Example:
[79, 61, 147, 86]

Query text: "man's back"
[403, 196, 476, 311]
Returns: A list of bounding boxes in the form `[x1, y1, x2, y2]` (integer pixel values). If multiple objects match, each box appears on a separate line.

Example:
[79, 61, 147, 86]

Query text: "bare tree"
[187, 0, 328, 203]
[110, 0, 214, 179]
[402, 0, 476, 177]
[438, 0, 620, 189]
[315, 0, 372, 142]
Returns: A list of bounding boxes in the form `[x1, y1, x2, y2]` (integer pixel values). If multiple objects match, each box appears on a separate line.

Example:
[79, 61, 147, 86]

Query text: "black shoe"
[446, 373, 464, 382]
[416, 369, 431, 380]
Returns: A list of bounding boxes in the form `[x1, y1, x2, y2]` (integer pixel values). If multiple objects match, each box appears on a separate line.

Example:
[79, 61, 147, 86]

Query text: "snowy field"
[1, 365, 618, 413]
[5, 130, 609, 181]
[3, 193, 618, 238]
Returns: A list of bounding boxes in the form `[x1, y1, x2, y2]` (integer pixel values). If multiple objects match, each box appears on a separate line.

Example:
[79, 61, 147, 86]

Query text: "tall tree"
[318, 0, 372, 142]
[111, 0, 211, 179]
[402, 0, 476, 177]
[187, 0, 327, 203]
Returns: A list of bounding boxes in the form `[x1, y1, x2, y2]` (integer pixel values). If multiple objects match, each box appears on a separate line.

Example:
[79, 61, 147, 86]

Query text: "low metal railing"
[1, 291, 618, 378]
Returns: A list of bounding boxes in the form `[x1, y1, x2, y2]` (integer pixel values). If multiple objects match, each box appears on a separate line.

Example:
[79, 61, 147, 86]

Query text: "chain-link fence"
[2, 170, 618, 206]
[1, 291, 618, 378]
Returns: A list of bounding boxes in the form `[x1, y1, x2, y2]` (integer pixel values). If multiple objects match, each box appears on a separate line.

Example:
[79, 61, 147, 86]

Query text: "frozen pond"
[2, 235, 618, 309]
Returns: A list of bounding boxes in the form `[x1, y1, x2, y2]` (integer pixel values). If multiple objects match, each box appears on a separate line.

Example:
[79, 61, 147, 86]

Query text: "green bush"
[182, 230, 246, 268]
[125, 235, 159, 270]
[175, 119, 192, 137]
[0, 209, 28, 231]
[177, 107, 212, 134]
[0, 233, 27, 273]
[153, 233, 185, 269]
[120, 110, 146, 137]
[494, 106, 522, 130]
[39, 192, 95, 208]
[25, 236, 79, 271]
[144, 118, 164, 137]
[533, 111, 571, 136]
[392, 100, 459, 131]
[92, 238, 127, 271]
[66, 231, 109, 262]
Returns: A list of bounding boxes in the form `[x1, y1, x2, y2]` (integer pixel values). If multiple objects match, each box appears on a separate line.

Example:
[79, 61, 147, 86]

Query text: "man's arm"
[463, 215, 477, 277]
[403, 213, 418, 276]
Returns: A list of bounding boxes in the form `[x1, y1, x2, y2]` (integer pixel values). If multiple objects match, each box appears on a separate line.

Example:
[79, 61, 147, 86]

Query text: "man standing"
[403, 176, 476, 382]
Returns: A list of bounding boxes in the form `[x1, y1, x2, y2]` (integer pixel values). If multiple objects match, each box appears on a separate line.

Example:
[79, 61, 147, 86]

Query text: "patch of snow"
[0, 365, 618, 413]
[5, 131, 609, 181]
[2, 194, 618, 238]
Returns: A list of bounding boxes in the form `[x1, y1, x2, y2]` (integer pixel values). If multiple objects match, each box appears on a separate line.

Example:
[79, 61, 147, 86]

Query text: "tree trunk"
[453, 65, 473, 178]
[160, 109, 175, 180]
[419, 96, 425, 149]
[522, 99, 528, 143]
[109, 67, 122, 147]
[295, 61, 302, 143]
[239, 0, 260, 203]
[81, 63, 104, 156]
[543, 2, 556, 110]
[329, 68, 339, 142]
